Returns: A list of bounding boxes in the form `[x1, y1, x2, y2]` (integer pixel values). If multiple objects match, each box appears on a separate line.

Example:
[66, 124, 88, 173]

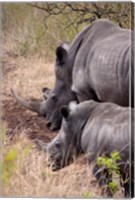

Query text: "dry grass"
[2, 131, 102, 198]
[3, 53, 55, 100]
[2, 40, 123, 198]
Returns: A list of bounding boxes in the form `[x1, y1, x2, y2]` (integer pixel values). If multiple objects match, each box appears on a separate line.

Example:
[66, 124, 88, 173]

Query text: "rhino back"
[67, 20, 111, 72]
[67, 25, 94, 71]
[87, 31, 130, 105]
[72, 19, 131, 106]
[81, 103, 130, 162]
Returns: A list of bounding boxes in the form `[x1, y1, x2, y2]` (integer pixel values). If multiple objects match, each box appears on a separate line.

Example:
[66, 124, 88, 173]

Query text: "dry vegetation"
[2, 41, 124, 199]
[2, 133, 101, 198]
[2, 53, 104, 198]
[1, 2, 131, 198]
[2, 132, 99, 198]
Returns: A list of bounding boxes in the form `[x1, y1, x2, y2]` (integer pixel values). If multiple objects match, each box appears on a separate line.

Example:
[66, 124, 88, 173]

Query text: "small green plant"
[108, 180, 118, 194]
[97, 150, 121, 195]
[2, 147, 18, 184]
[41, 169, 52, 179]
[2, 144, 31, 184]
[97, 151, 121, 175]
[82, 191, 93, 198]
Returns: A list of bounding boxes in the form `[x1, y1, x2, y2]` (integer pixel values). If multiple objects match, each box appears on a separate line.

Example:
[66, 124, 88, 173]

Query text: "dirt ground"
[3, 99, 57, 142]
[2, 52, 123, 198]
[2, 52, 57, 142]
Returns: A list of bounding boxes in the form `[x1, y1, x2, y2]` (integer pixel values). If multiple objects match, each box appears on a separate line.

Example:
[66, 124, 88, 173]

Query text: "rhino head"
[11, 43, 77, 131]
[46, 100, 93, 171]
[44, 43, 77, 130]
[35, 100, 97, 171]
[46, 100, 98, 171]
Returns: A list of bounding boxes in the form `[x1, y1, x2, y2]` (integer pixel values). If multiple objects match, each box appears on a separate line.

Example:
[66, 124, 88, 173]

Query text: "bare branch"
[28, 2, 131, 29]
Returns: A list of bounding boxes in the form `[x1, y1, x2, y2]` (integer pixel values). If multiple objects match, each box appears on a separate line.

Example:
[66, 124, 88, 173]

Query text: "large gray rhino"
[11, 19, 133, 130]
[43, 100, 133, 197]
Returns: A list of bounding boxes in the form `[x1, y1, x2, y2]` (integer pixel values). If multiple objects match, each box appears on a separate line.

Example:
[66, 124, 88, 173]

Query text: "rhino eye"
[55, 142, 61, 149]
[51, 93, 57, 102]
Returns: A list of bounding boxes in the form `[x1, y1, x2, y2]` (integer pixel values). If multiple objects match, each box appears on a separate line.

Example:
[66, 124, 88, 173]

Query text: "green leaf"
[108, 181, 118, 194]
[82, 191, 93, 198]
[5, 148, 17, 162]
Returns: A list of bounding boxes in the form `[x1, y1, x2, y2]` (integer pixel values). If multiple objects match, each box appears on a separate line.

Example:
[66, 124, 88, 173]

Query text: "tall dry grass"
[2, 131, 102, 198]
[3, 54, 55, 99]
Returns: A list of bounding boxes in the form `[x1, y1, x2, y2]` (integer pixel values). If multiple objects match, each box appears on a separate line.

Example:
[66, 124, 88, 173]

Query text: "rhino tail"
[10, 88, 44, 115]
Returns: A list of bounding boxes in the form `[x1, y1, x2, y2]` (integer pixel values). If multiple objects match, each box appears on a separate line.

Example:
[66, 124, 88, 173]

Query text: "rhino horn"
[35, 139, 48, 152]
[11, 88, 45, 116]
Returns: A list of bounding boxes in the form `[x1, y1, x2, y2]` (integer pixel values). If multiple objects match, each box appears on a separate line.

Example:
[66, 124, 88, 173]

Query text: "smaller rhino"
[43, 100, 133, 197]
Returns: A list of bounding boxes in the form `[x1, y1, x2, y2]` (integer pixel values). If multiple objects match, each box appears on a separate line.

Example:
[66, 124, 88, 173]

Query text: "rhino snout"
[45, 116, 61, 131]
[46, 120, 60, 131]
[48, 141, 62, 155]
[47, 141, 63, 170]
[46, 120, 51, 128]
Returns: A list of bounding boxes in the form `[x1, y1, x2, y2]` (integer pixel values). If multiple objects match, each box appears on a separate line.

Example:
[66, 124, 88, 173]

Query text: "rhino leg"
[120, 170, 130, 197]
[123, 180, 130, 197]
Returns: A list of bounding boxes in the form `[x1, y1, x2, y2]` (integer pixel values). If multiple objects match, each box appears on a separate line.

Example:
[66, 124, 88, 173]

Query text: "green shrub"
[97, 150, 121, 195]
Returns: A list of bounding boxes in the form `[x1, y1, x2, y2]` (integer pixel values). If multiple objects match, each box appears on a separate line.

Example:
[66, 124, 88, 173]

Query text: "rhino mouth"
[46, 117, 62, 131]
[48, 152, 75, 171]
[47, 153, 63, 171]
[50, 160, 62, 171]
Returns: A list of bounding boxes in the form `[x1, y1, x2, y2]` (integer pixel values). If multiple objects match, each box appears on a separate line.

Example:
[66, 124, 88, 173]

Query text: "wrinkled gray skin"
[11, 19, 133, 131]
[46, 100, 133, 197]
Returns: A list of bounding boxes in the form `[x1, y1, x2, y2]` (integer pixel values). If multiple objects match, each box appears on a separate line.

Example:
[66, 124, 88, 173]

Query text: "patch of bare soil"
[3, 99, 57, 143]
[2, 52, 56, 143]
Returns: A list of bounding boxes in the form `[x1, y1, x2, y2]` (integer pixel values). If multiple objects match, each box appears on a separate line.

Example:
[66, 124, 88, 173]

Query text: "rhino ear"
[42, 87, 51, 100]
[60, 106, 70, 119]
[56, 46, 68, 65]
